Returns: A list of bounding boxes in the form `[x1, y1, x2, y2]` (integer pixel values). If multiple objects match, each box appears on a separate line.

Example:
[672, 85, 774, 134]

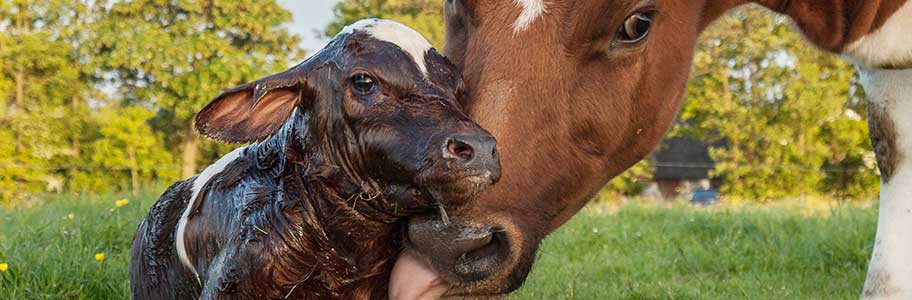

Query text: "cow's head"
[195, 19, 500, 220]
[391, 2, 700, 298]
[392, 0, 909, 298]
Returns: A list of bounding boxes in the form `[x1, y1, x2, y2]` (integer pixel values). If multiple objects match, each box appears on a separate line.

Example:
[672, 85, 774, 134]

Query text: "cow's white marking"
[846, 2, 912, 68]
[175, 146, 247, 281]
[860, 68, 912, 299]
[341, 19, 433, 76]
[512, 0, 546, 33]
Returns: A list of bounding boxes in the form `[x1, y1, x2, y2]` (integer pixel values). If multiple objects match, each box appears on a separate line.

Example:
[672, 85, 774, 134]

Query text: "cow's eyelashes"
[616, 11, 655, 45]
[351, 74, 376, 95]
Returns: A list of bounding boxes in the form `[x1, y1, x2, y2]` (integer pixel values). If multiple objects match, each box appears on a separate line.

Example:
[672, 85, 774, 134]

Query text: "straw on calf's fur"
[129, 19, 500, 300]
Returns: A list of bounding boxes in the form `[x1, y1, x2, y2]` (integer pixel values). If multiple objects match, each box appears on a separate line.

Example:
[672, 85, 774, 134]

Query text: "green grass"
[0, 191, 158, 299]
[513, 203, 877, 300]
[0, 193, 877, 300]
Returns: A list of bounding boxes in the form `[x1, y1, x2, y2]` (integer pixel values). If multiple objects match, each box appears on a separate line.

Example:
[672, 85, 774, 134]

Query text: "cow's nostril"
[447, 138, 475, 160]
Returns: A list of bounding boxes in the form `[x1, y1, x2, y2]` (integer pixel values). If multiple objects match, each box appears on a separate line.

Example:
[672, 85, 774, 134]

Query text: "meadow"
[0, 191, 877, 300]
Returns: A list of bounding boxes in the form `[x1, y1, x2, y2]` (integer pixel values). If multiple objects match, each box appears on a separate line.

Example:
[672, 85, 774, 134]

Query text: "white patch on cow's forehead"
[340, 19, 433, 75]
[175, 146, 247, 283]
[513, 0, 547, 33]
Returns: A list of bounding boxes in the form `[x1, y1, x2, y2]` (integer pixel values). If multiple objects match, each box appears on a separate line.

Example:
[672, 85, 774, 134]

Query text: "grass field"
[0, 191, 877, 300]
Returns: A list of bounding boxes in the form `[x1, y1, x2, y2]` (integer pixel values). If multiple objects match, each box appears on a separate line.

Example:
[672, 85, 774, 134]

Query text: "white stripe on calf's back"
[175, 146, 248, 281]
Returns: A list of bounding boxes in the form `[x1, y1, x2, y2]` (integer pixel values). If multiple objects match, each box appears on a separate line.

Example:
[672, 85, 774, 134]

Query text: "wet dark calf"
[129, 19, 500, 300]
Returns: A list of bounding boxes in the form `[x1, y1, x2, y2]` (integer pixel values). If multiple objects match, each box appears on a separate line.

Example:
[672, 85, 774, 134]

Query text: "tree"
[92, 0, 302, 178]
[676, 5, 878, 200]
[324, 0, 445, 48]
[88, 107, 175, 196]
[0, 1, 307, 204]
[0, 0, 89, 202]
[0, 2, 879, 203]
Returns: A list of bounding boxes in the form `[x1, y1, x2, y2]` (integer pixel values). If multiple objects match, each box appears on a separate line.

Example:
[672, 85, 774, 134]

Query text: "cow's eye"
[352, 74, 376, 95]
[617, 11, 655, 44]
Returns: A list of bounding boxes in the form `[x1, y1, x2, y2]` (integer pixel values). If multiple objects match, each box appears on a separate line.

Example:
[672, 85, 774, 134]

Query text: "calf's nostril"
[447, 138, 475, 160]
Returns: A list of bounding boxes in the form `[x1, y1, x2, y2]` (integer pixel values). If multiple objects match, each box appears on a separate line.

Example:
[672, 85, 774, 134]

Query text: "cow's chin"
[390, 175, 499, 300]
[391, 219, 512, 300]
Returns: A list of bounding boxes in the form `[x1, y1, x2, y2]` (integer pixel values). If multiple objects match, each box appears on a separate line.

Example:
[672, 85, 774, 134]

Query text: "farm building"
[647, 136, 721, 200]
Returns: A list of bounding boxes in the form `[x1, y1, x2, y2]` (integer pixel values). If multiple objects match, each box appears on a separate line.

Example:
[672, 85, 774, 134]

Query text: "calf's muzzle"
[443, 131, 501, 183]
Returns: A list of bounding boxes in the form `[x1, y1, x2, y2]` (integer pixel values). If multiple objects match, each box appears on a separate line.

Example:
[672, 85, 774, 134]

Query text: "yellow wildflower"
[67, 213, 75, 220]
[95, 253, 105, 262]
[0, 263, 8, 272]
[115, 199, 129, 208]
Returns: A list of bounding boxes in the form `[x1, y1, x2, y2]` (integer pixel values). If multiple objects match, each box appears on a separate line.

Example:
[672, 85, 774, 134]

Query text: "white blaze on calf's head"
[340, 19, 434, 76]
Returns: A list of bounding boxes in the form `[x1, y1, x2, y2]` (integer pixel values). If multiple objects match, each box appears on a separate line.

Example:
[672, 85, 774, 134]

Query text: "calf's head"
[195, 19, 500, 218]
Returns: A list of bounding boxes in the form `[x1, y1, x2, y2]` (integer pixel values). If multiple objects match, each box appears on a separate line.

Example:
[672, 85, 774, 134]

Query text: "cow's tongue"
[389, 251, 449, 300]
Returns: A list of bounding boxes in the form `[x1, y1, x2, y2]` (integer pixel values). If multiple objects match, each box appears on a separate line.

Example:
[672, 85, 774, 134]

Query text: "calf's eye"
[617, 11, 655, 44]
[352, 74, 376, 95]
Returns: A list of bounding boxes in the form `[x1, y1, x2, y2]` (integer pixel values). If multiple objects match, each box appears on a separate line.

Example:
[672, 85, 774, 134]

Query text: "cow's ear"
[443, 0, 477, 65]
[195, 64, 314, 143]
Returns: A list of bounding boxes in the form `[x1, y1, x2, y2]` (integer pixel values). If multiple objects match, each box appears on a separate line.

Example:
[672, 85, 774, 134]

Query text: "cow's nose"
[443, 133, 501, 182]
[406, 215, 508, 281]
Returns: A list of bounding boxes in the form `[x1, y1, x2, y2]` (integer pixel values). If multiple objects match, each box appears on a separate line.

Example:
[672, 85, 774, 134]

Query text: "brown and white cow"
[389, 1, 912, 299]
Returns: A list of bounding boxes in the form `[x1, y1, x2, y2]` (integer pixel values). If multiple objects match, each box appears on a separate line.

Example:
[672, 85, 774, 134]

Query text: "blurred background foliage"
[0, 1, 878, 206]
[677, 7, 877, 201]
[0, 0, 302, 205]
[323, 0, 445, 48]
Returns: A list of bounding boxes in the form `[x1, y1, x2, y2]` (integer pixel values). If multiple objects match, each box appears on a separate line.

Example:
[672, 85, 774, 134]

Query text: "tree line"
[0, 0, 301, 204]
[0, 1, 878, 205]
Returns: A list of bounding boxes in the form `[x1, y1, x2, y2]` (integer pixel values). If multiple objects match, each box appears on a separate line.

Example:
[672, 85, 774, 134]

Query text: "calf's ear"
[195, 65, 312, 143]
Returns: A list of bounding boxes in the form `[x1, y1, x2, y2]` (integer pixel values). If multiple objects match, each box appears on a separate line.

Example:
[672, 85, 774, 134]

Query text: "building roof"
[652, 137, 716, 180]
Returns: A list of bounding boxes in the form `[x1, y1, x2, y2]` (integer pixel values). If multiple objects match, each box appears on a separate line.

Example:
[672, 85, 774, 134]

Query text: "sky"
[276, 0, 343, 54]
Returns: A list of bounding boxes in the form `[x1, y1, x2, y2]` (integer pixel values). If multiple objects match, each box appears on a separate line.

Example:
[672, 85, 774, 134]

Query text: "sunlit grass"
[0, 193, 877, 299]
[513, 201, 877, 300]
[0, 190, 159, 299]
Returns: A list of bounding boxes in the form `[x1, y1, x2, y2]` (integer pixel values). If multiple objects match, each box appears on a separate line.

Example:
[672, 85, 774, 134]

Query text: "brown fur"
[868, 102, 901, 182]
[407, 0, 910, 296]
[763, 0, 906, 53]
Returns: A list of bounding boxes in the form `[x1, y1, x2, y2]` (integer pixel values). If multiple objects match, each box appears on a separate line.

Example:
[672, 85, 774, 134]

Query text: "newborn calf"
[130, 19, 500, 300]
